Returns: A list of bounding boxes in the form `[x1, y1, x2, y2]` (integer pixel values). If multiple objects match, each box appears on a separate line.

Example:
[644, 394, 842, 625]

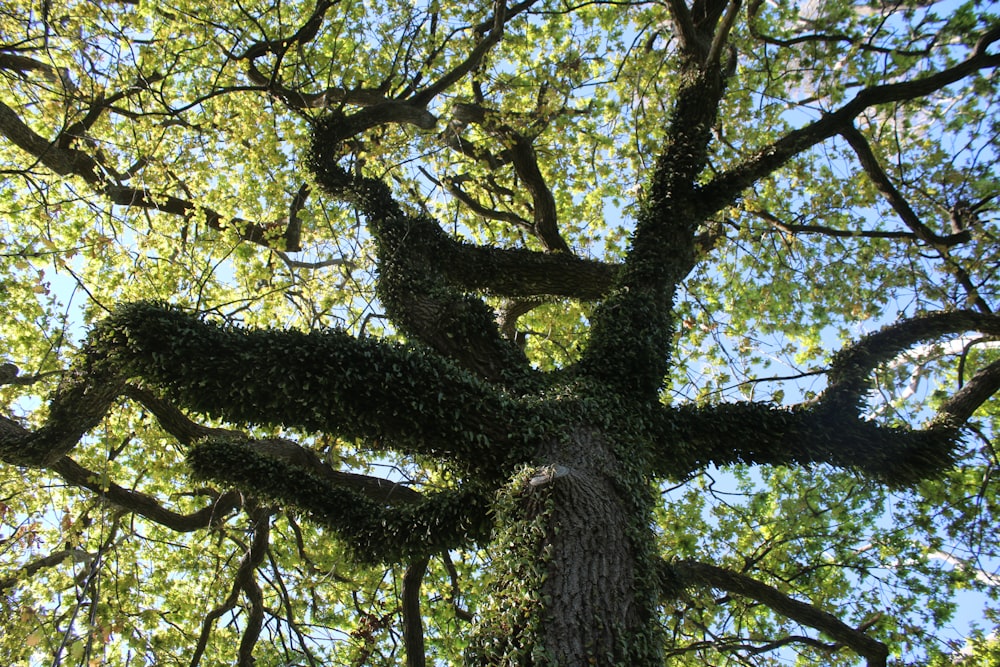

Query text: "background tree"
[1, 0, 998, 664]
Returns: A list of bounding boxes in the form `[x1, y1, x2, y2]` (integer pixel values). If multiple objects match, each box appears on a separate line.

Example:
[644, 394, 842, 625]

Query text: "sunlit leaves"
[1, 0, 998, 664]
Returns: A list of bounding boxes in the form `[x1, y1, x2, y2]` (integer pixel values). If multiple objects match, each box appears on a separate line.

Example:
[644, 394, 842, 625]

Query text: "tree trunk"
[467, 427, 661, 666]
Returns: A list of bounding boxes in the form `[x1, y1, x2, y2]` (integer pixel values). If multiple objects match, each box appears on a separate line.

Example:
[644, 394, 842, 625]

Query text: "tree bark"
[468, 427, 660, 666]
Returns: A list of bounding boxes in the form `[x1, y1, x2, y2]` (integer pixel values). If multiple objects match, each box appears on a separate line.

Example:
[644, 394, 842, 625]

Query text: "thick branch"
[124, 385, 240, 445]
[507, 134, 569, 252]
[237, 509, 269, 667]
[0, 99, 102, 181]
[370, 210, 615, 299]
[449, 102, 569, 251]
[188, 438, 491, 562]
[667, 0, 705, 60]
[0, 52, 75, 87]
[577, 58, 732, 397]
[937, 357, 1000, 425]
[651, 313, 1000, 485]
[823, 310, 1000, 416]
[0, 368, 123, 466]
[309, 129, 539, 384]
[93, 302, 526, 470]
[653, 401, 959, 486]
[668, 559, 889, 667]
[248, 438, 424, 505]
[125, 385, 424, 504]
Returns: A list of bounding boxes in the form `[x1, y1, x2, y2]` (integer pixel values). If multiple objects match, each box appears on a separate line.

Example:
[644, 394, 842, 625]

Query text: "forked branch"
[701, 28, 1000, 213]
[667, 559, 889, 666]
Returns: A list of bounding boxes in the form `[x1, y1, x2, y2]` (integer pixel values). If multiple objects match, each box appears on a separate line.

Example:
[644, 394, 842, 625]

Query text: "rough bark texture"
[536, 428, 655, 665]
[468, 427, 660, 666]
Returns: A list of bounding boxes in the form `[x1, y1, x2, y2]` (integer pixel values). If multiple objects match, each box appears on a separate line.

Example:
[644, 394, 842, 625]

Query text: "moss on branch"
[90, 302, 528, 472]
[823, 310, 1000, 415]
[651, 402, 959, 487]
[188, 438, 489, 562]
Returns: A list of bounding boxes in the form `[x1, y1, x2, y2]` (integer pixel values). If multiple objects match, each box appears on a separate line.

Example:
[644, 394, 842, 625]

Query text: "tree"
[1, 0, 998, 664]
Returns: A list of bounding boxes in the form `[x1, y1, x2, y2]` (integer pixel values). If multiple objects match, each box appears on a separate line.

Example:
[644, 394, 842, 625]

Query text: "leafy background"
[1, 0, 998, 664]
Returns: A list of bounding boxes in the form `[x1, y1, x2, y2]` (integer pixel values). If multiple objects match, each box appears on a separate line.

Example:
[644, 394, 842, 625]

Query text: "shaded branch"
[650, 313, 1000, 485]
[667, 0, 705, 60]
[749, 206, 966, 244]
[840, 124, 989, 312]
[237, 509, 270, 667]
[309, 128, 538, 384]
[666, 559, 889, 667]
[0, 52, 75, 88]
[0, 98, 310, 251]
[937, 357, 1000, 425]
[443, 176, 533, 231]
[124, 385, 240, 446]
[369, 210, 616, 300]
[823, 310, 1000, 416]
[402, 557, 430, 667]
[125, 386, 426, 504]
[445, 97, 592, 252]
[0, 98, 102, 181]
[0, 547, 94, 592]
[413, 0, 541, 105]
[652, 401, 959, 486]
[51, 456, 242, 532]
[497, 297, 546, 343]
[506, 133, 569, 253]
[244, 438, 424, 505]
[839, 125, 963, 246]
[705, 0, 741, 72]
[577, 55, 734, 397]
[188, 438, 492, 562]
[0, 376, 242, 531]
[189, 507, 271, 667]
[0, 367, 123, 466]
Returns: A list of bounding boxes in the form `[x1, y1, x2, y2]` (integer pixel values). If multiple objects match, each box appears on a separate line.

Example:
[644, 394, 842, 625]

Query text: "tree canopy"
[1, 0, 999, 664]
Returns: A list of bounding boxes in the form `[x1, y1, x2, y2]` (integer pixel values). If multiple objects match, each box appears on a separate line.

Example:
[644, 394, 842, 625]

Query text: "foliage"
[1, 0, 999, 665]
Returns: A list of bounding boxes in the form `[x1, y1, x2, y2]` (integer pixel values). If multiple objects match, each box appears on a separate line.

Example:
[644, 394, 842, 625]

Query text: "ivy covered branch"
[577, 53, 734, 397]
[88, 302, 530, 470]
[309, 126, 540, 384]
[821, 310, 1000, 417]
[651, 311, 1000, 485]
[187, 438, 492, 562]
